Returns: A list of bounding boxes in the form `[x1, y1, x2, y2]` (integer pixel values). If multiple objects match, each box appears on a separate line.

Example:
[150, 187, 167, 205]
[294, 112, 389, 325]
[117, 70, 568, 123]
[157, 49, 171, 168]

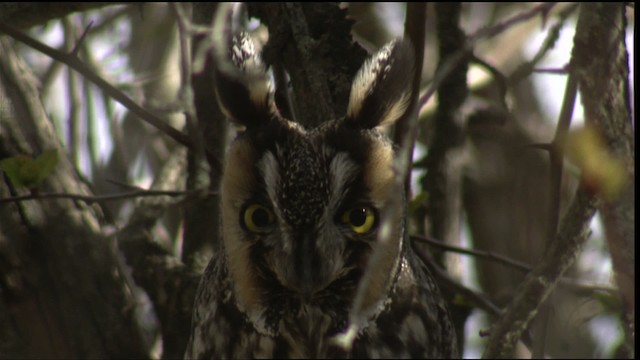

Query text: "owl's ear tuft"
[215, 32, 276, 128]
[345, 40, 416, 129]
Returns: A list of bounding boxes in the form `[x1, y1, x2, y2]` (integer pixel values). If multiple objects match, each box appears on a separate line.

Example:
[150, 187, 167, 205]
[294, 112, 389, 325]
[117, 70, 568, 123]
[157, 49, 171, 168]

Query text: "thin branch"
[0, 189, 215, 205]
[170, 3, 202, 161]
[412, 241, 502, 317]
[532, 66, 569, 74]
[547, 72, 578, 247]
[509, 3, 578, 85]
[105, 178, 147, 191]
[70, 20, 93, 57]
[558, 278, 618, 297]
[413, 240, 544, 350]
[392, 2, 428, 183]
[0, 21, 193, 150]
[413, 235, 619, 297]
[482, 185, 597, 358]
[88, 6, 130, 34]
[420, 3, 469, 280]
[418, 2, 558, 110]
[468, 3, 556, 43]
[411, 235, 531, 273]
[171, 3, 193, 96]
[80, 14, 99, 174]
[526, 142, 554, 152]
[62, 17, 81, 166]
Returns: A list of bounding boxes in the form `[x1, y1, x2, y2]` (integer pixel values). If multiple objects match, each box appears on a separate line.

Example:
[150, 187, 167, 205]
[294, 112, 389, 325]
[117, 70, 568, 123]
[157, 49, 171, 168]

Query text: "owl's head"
[216, 33, 415, 322]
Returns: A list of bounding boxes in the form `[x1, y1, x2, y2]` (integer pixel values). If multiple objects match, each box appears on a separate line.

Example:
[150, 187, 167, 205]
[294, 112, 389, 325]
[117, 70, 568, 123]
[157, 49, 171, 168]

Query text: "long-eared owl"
[185, 32, 458, 358]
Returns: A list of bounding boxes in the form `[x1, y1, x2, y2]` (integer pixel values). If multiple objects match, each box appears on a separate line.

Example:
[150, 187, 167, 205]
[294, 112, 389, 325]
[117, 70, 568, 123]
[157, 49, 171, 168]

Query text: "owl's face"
[215, 35, 415, 324]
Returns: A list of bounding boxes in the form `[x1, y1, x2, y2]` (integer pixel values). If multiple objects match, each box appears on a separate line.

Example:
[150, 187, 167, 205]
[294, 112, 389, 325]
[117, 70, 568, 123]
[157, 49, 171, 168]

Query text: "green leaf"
[1, 155, 32, 188]
[566, 126, 627, 200]
[0, 150, 58, 189]
[32, 149, 59, 185]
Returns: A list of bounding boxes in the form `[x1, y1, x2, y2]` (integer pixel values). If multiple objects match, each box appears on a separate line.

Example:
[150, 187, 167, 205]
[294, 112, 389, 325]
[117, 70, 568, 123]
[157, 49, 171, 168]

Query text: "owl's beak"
[300, 235, 315, 298]
[292, 233, 321, 300]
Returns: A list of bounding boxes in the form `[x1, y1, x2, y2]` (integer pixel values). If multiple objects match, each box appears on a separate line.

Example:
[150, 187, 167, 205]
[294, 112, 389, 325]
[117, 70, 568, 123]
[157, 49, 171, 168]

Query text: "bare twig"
[482, 185, 597, 358]
[418, 2, 558, 110]
[0, 21, 193, 150]
[509, 3, 578, 85]
[392, 2, 428, 185]
[526, 142, 554, 152]
[62, 17, 81, 166]
[547, 73, 578, 247]
[468, 3, 556, 43]
[414, 235, 619, 298]
[558, 278, 618, 296]
[80, 14, 99, 175]
[0, 189, 214, 205]
[532, 67, 569, 74]
[412, 241, 502, 317]
[170, 3, 201, 157]
[411, 235, 531, 273]
[421, 3, 468, 278]
[70, 20, 93, 57]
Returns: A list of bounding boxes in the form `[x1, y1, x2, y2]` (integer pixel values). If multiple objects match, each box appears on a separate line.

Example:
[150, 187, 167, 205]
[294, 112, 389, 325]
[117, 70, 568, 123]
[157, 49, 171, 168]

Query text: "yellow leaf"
[565, 127, 626, 199]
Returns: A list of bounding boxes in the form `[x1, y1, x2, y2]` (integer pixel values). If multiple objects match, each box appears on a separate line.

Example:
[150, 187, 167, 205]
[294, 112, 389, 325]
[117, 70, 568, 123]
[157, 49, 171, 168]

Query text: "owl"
[185, 33, 458, 359]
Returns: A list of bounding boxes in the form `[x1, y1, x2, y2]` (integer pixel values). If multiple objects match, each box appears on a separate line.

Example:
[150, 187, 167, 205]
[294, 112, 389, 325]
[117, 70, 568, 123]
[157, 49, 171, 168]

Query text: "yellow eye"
[242, 204, 275, 233]
[341, 206, 376, 234]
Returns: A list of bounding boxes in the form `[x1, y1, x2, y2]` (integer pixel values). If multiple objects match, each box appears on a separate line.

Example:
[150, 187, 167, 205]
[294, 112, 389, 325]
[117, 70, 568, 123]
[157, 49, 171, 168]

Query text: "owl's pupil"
[350, 208, 367, 226]
[252, 208, 271, 226]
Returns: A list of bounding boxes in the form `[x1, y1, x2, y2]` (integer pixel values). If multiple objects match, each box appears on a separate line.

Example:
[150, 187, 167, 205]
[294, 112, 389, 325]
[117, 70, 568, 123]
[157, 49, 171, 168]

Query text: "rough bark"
[248, 2, 367, 128]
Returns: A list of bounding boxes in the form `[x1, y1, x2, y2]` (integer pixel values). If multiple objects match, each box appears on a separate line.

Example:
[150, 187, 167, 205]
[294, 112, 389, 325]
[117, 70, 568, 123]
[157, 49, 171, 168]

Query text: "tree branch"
[421, 3, 468, 272]
[417, 3, 557, 110]
[571, 2, 635, 353]
[0, 22, 193, 150]
[0, 189, 213, 205]
[248, 3, 367, 128]
[392, 2, 427, 191]
[482, 184, 597, 358]
[412, 234, 532, 273]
